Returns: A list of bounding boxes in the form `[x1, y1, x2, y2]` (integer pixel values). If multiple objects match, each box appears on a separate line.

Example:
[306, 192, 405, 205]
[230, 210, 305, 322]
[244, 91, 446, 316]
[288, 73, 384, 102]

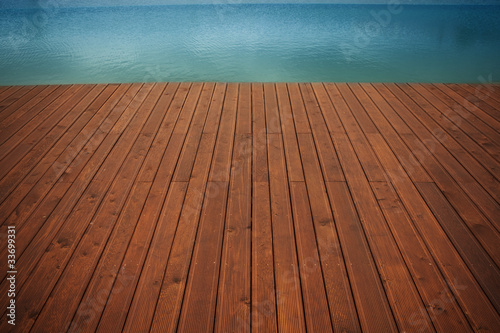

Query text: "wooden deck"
[0, 82, 499, 332]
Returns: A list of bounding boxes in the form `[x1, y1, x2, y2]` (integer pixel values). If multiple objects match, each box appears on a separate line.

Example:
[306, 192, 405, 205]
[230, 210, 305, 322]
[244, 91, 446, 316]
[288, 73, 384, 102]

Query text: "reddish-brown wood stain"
[0, 83, 499, 332]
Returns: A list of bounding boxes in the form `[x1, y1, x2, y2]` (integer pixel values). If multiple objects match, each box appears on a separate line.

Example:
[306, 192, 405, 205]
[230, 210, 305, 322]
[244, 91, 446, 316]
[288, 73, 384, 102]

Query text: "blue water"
[0, 4, 499, 84]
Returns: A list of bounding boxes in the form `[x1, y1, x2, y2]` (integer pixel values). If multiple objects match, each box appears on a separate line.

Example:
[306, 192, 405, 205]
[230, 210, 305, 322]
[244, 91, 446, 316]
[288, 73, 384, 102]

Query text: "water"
[0, 4, 499, 84]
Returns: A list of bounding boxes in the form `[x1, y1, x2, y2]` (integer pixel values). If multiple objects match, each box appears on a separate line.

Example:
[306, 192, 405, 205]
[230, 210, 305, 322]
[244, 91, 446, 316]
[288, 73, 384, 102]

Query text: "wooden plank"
[97, 179, 187, 333]
[409, 83, 500, 182]
[326, 180, 427, 333]
[288, 181, 333, 333]
[171, 83, 205, 135]
[251, 82, 277, 332]
[0, 84, 119, 206]
[143, 150, 215, 333]
[459, 84, 500, 114]
[267, 133, 306, 332]
[371, 181, 471, 332]
[336, 137, 433, 331]
[320, 85, 440, 332]
[71, 163, 178, 332]
[320, 84, 432, 332]
[208, 84, 239, 182]
[177, 179, 229, 333]
[0, 85, 35, 106]
[451, 84, 500, 119]
[0, 180, 69, 260]
[214, 84, 252, 332]
[70, 83, 187, 331]
[28, 84, 166, 333]
[0, 85, 86, 165]
[307, 84, 344, 136]
[92, 83, 207, 332]
[364, 85, 498, 256]
[298, 83, 344, 182]
[214, 136, 252, 332]
[468, 83, 500, 102]
[34, 181, 150, 332]
[0, 85, 132, 284]
[252, 83, 268, 183]
[146, 85, 238, 333]
[203, 83, 227, 134]
[467, 83, 500, 99]
[346, 83, 432, 183]
[295, 133, 360, 332]
[0, 86, 10, 96]
[0, 85, 96, 173]
[430, 83, 500, 153]
[366, 83, 500, 251]
[54, 84, 148, 185]
[324, 143, 400, 332]
[25, 84, 130, 186]
[360, 129, 500, 330]
[416, 182, 500, 311]
[387, 83, 500, 224]
[412, 82, 500, 132]
[264, 83, 281, 134]
[0, 83, 163, 332]
[0, 85, 38, 121]
[0, 84, 142, 270]
[275, 83, 304, 182]
[27, 84, 177, 333]
[124, 82, 184, 183]
[236, 82, 252, 135]
[0, 84, 106, 216]
[0, 85, 60, 134]
[0, 86, 64, 144]
[0, 84, 127, 198]
[252, 182, 278, 333]
[462, 84, 500, 121]
[0, 83, 498, 332]
[471, 84, 500, 106]
[120, 83, 212, 332]
[65, 179, 153, 333]
[288, 83, 311, 134]
[333, 84, 378, 133]
[0, 86, 24, 106]
[330, 83, 387, 182]
[172, 83, 215, 182]
[0, 85, 104, 227]
[0, 83, 154, 317]
[474, 84, 500, 109]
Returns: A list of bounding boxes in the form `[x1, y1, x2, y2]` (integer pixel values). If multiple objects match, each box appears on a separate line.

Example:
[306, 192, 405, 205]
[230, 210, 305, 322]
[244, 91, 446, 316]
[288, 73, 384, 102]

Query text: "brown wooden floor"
[0, 82, 499, 332]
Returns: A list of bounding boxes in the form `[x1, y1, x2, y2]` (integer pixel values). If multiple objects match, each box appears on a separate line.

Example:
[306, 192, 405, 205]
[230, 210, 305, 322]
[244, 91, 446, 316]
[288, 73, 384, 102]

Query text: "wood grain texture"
[0, 83, 498, 333]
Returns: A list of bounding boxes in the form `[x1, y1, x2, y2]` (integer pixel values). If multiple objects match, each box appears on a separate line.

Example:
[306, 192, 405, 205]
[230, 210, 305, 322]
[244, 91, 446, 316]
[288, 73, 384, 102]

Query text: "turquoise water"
[0, 4, 499, 84]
